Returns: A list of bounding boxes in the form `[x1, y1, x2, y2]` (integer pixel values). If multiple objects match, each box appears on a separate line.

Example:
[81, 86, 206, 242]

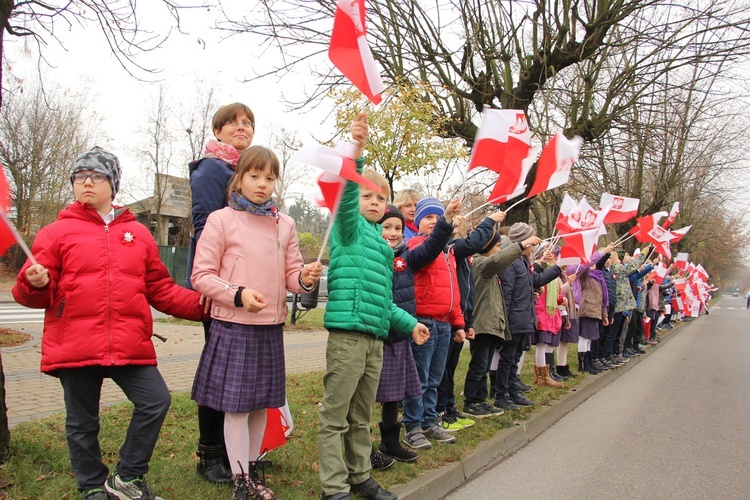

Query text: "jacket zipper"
[56, 299, 66, 317]
[275, 216, 281, 324]
[442, 250, 454, 323]
[105, 224, 114, 365]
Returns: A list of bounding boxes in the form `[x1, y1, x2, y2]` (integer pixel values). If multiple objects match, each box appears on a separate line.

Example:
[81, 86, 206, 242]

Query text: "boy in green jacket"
[318, 113, 430, 500]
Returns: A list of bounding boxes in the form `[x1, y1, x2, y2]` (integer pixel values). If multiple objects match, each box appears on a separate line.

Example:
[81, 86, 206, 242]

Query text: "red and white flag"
[651, 263, 669, 285]
[628, 212, 669, 237]
[663, 201, 680, 229]
[556, 227, 601, 266]
[291, 142, 381, 194]
[329, 0, 385, 104]
[556, 194, 610, 234]
[673, 252, 689, 269]
[260, 401, 295, 454]
[485, 147, 536, 204]
[669, 225, 691, 243]
[468, 107, 531, 175]
[315, 172, 346, 213]
[695, 264, 709, 282]
[0, 164, 18, 257]
[599, 193, 640, 224]
[526, 133, 583, 198]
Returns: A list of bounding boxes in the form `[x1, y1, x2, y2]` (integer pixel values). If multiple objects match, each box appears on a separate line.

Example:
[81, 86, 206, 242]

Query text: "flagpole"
[464, 194, 527, 219]
[0, 208, 37, 266]
[316, 212, 337, 263]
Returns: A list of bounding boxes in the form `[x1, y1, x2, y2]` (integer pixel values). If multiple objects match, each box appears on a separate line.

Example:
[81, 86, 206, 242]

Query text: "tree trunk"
[0, 351, 10, 463]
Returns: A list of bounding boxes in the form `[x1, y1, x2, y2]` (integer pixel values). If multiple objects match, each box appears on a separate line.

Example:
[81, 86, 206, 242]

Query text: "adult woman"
[187, 102, 255, 484]
[393, 189, 422, 241]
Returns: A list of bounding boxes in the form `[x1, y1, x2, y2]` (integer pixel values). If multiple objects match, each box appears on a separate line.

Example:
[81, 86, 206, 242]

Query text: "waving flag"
[599, 193, 640, 224]
[291, 142, 381, 193]
[556, 194, 610, 234]
[468, 107, 531, 175]
[0, 164, 19, 257]
[486, 147, 536, 204]
[651, 263, 669, 285]
[669, 225, 691, 243]
[316, 172, 346, 213]
[556, 227, 602, 266]
[663, 201, 680, 229]
[628, 212, 669, 237]
[260, 402, 295, 454]
[674, 252, 689, 270]
[329, 0, 385, 104]
[526, 133, 583, 198]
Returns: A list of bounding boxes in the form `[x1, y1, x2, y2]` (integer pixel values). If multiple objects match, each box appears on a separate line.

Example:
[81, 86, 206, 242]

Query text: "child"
[12, 146, 205, 500]
[191, 146, 322, 500]
[317, 113, 430, 500]
[402, 197, 467, 448]
[375, 201, 457, 462]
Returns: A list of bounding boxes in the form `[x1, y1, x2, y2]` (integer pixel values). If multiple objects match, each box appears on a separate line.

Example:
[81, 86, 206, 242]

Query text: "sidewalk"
[1, 319, 329, 426]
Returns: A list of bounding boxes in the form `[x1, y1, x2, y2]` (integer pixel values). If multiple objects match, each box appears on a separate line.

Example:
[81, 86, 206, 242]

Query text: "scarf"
[546, 277, 560, 316]
[204, 139, 240, 168]
[228, 191, 278, 218]
[588, 269, 609, 310]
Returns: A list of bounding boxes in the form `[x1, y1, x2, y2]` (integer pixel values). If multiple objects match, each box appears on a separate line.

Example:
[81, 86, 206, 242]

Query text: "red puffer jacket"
[406, 235, 465, 329]
[12, 201, 203, 374]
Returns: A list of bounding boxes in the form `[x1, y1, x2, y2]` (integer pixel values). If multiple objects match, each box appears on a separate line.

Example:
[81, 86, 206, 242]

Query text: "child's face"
[360, 189, 387, 223]
[381, 218, 404, 248]
[240, 163, 277, 205]
[399, 198, 417, 223]
[214, 112, 254, 152]
[72, 170, 113, 213]
[418, 214, 440, 236]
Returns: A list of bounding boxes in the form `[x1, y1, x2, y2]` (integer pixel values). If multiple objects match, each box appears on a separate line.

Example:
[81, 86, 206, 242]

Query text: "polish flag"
[673, 252, 689, 269]
[628, 212, 669, 237]
[329, 0, 385, 104]
[663, 201, 680, 229]
[291, 142, 382, 193]
[651, 263, 669, 285]
[556, 194, 610, 234]
[485, 147, 537, 204]
[526, 133, 583, 198]
[556, 227, 601, 266]
[316, 172, 346, 213]
[555, 193, 578, 233]
[260, 402, 295, 454]
[0, 164, 18, 257]
[468, 107, 531, 175]
[695, 264, 709, 282]
[599, 193, 640, 224]
[669, 225, 691, 243]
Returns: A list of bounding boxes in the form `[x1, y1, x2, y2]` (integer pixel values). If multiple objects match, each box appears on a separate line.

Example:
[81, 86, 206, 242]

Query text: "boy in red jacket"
[12, 147, 204, 500]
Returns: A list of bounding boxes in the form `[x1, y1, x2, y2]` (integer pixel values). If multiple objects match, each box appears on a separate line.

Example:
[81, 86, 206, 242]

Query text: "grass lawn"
[0, 346, 586, 499]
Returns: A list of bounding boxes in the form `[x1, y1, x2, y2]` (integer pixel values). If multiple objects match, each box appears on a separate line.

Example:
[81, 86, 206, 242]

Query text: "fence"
[158, 245, 190, 286]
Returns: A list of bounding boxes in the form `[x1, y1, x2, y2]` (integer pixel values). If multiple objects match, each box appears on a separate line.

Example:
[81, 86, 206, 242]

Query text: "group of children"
[11, 102, 683, 500]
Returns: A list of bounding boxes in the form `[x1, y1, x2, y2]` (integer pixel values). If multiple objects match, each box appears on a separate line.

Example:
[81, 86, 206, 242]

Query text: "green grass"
[0, 345, 587, 499]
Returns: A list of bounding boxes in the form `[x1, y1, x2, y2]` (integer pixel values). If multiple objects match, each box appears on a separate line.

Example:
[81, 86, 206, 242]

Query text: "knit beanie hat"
[415, 197, 445, 229]
[479, 227, 501, 254]
[508, 222, 536, 243]
[378, 205, 405, 226]
[71, 146, 121, 200]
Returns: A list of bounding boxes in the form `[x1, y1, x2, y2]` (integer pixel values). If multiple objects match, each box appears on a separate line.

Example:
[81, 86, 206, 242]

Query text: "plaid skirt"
[192, 321, 285, 413]
[579, 317, 600, 341]
[376, 340, 423, 403]
[534, 329, 561, 347]
[560, 318, 579, 343]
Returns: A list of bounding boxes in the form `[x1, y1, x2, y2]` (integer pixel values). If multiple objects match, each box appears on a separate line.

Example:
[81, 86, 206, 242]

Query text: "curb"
[392, 323, 686, 500]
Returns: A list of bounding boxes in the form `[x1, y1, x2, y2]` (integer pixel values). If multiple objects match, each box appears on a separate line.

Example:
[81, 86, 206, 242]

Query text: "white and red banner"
[291, 142, 381, 194]
[468, 107, 531, 175]
[674, 252, 689, 269]
[556, 227, 601, 266]
[663, 201, 680, 229]
[669, 225, 691, 243]
[599, 193, 640, 224]
[628, 212, 669, 237]
[651, 263, 669, 285]
[556, 194, 610, 234]
[485, 147, 537, 204]
[526, 133, 583, 198]
[329, 0, 385, 104]
[260, 401, 295, 454]
[316, 172, 346, 213]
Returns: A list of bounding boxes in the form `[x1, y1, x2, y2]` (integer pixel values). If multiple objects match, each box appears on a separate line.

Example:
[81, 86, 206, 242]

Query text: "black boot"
[197, 443, 232, 484]
[378, 421, 417, 463]
[577, 352, 585, 373]
[557, 364, 574, 378]
[584, 352, 601, 374]
[489, 370, 497, 400]
[546, 352, 567, 381]
[247, 460, 276, 499]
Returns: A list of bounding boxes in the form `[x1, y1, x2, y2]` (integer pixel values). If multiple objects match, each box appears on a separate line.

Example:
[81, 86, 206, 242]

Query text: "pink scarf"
[203, 139, 240, 168]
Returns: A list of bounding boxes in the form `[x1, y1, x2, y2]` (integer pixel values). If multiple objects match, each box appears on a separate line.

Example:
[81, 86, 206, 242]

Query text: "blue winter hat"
[415, 197, 445, 229]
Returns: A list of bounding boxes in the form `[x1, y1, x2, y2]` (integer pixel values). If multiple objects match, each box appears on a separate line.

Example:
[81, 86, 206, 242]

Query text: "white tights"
[224, 410, 267, 475]
[577, 337, 591, 353]
[557, 342, 569, 367]
[535, 342, 553, 367]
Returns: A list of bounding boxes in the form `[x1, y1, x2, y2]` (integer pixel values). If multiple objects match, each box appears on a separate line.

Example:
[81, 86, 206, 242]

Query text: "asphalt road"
[446, 295, 750, 499]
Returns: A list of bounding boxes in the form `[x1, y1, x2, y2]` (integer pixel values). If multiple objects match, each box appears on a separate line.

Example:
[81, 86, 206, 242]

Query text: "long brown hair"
[228, 146, 280, 197]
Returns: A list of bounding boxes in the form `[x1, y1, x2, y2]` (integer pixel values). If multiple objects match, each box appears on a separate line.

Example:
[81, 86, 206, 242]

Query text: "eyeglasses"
[72, 172, 108, 184]
[226, 119, 254, 129]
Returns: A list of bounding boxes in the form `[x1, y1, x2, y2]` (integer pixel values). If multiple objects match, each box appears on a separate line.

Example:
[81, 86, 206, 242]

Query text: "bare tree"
[268, 124, 305, 212]
[180, 83, 219, 163]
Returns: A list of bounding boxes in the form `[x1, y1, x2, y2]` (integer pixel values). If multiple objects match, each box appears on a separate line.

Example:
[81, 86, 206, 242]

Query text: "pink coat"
[191, 207, 308, 325]
[535, 278, 565, 334]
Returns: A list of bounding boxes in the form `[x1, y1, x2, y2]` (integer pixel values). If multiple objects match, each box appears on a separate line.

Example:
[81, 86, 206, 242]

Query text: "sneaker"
[104, 472, 162, 500]
[479, 402, 505, 415]
[350, 477, 396, 500]
[83, 488, 112, 500]
[614, 355, 630, 363]
[370, 448, 395, 470]
[494, 396, 519, 411]
[403, 429, 432, 450]
[437, 412, 465, 432]
[464, 402, 494, 419]
[451, 411, 475, 428]
[423, 424, 457, 444]
[510, 394, 535, 407]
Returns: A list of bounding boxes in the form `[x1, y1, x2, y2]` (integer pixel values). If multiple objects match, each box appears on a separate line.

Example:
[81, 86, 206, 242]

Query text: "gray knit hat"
[508, 222, 536, 243]
[71, 146, 121, 200]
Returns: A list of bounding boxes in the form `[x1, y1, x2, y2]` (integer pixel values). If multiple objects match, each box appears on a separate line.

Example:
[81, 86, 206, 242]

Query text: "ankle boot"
[545, 352, 567, 381]
[197, 443, 232, 484]
[247, 460, 276, 499]
[534, 366, 564, 388]
[584, 352, 601, 374]
[233, 473, 250, 500]
[378, 421, 417, 463]
[557, 364, 573, 378]
[577, 352, 585, 373]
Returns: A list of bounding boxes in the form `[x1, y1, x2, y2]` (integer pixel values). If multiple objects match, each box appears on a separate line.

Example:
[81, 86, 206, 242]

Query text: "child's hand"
[466, 327, 476, 340]
[26, 264, 49, 288]
[522, 236, 542, 248]
[350, 112, 368, 159]
[412, 323, 430, 345]
[488, 210, 506, 223]
[241, 289, 268, 313]
[566, 273, 577, 284]
[301, 262, 323, 286]
[444, 199, 462, 224]
[453, 329, 466, 342]
[200, 294, 213, 315]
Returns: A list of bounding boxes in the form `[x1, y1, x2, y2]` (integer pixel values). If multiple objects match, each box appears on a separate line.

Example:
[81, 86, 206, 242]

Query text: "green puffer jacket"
[323, 159, 417, 338]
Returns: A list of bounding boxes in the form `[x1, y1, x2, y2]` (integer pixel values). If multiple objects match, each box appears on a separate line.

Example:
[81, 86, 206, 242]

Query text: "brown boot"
[536, 365, 564, 388]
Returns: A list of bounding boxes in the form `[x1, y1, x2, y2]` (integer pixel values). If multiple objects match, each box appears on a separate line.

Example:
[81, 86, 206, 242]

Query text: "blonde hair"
[229, 146, 280, 196]
[393, 188, 422, 208]
[362, 169, 390, 199]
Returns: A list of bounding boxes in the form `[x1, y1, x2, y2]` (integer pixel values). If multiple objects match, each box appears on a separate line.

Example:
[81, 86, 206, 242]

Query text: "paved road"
[0, 302, 44, 324]
[446, 296, 750, 499]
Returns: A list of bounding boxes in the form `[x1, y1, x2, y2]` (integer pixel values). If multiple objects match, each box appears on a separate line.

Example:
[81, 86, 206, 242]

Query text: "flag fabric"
[695, 264, 709, 282]
[526, 133, 583, 198]
[260, 401, 295, 454]
[652, 263, 669, 285]
[669, 225, 691, 243]
[599, 193, 640, 223]
[485, 147, 537, 204]
[290, 142, 382, 193]
[663, 201, 680, 229]
[315, 172, 346, 213]
[468, 107, 531, 174]
[628, 212, 669, 237]
[556, 194, 610, 234]
[329, 0, 385, 104]
[556, 227, 601, 266]
[0, 164, 17, 257]
[674, 252, 689, 269]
